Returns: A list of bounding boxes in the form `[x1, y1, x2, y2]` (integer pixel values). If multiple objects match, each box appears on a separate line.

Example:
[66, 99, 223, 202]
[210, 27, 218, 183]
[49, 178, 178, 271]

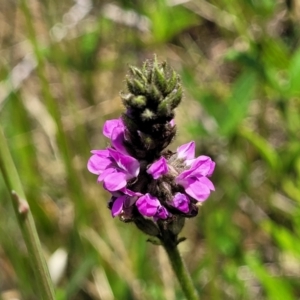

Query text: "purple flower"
[147, 157, 168, 179]
[171, 192, 190, 213]
[87, 148, 140, 192]
[103, 118, 128, 154]
[136, 193, 168, 220]
[110, 189, 142, 217]
[146, 140, 215, 204]
[176, 155, 215, 202]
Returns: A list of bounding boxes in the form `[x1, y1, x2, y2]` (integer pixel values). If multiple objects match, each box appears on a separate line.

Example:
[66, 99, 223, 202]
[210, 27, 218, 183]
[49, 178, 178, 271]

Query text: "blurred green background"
[1, 0, 300, 299]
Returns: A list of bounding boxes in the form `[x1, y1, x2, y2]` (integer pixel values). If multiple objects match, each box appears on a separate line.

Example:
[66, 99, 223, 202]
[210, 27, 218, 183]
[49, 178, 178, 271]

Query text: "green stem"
[162, 240, 199, 300]
[0, 126, 55, 300]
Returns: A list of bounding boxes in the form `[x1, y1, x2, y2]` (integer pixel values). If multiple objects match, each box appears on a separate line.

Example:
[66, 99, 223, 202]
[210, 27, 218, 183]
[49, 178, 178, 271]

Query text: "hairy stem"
[161, 232, 199, 300]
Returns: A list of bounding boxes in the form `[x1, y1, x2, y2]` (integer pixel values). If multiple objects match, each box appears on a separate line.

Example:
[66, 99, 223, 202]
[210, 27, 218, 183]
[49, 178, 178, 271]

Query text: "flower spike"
[87, 56, 216, 239]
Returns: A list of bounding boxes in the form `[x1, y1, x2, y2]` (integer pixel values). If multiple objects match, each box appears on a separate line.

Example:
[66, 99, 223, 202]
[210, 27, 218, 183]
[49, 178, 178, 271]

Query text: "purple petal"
[111, 196, 126, 217]
[176, 156, 215, 182]
[108, 148, 140, 178]
[103, 118, 128, 154]
[103, 172, 127, 191]
[172, 193, 190, 213]
[177, 141, 195, 160]
[122, 189, 141, 207]
[97, 167, 116, 182]
[175, 171, 188, 185]
[122, 188, 142, 197]
[147, 157, 168, 179]
[207, 161, 216, 176]
[103, 118, 124, 138]
[198, 176, 215, 191]
[183, 177, 211, 202]
[136, 193, 160, 217]
[87, 151, 112, 175]
[154, 206, 169, 220]
[189, 156, 214, 177]
[111, 126, 128, 154]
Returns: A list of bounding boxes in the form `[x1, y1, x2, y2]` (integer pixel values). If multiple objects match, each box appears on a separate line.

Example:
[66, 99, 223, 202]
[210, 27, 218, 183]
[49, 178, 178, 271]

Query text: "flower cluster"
[87, 57, 215, 238]
[88, 118, 215, 221]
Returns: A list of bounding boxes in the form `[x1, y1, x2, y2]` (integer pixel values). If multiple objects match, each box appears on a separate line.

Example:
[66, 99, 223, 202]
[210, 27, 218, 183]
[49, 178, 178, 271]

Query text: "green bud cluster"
[121, 56, 182, 161]
[122, 56, 182, 120]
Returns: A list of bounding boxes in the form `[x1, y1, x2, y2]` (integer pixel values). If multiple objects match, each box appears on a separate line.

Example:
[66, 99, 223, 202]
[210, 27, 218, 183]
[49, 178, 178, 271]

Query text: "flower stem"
[162, 239, 199, 300]
[0, 126, 55, 300]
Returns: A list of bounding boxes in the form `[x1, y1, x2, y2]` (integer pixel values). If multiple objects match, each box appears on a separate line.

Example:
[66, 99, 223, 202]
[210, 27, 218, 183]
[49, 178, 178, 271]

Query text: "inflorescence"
[88, 57, 215, 242]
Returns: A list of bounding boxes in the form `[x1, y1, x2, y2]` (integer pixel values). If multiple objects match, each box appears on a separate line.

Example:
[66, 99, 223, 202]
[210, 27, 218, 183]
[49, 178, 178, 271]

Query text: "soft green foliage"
[1, 0, 300, 299]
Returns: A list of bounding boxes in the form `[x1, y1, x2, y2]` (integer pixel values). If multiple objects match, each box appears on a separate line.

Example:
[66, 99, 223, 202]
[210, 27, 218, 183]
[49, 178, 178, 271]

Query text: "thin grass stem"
[0, 126, 55, 300]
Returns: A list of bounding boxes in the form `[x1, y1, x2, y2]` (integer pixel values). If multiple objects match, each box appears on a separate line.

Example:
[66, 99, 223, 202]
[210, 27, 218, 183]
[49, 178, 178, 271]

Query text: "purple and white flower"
[136, 193, 169, 220]
[171, 192, 190, 213]
[87, 147, 139, 192]
[146, 141, 215, 203]
[110, 189, 142, 217]
[147, 157, 168, 179]
[175, 155, 215, 202]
